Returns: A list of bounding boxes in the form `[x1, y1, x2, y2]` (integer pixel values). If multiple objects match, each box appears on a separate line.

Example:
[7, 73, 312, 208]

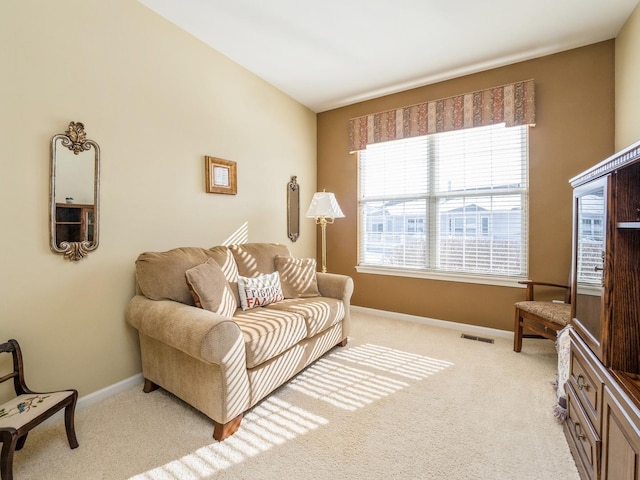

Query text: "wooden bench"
[0, 339, 78, 480]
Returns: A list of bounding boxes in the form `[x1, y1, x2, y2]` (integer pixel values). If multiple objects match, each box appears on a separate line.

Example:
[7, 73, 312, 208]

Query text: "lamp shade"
[305, 192, 344, 219]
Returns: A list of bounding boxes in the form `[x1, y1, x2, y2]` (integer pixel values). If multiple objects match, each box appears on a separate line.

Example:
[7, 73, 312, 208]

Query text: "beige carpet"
[13, 310, 579, 479]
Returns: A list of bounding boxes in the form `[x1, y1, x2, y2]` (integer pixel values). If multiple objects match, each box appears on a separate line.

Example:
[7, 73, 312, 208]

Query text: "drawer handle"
[574, 422, 586, 440]
[576, 374, 588, 391]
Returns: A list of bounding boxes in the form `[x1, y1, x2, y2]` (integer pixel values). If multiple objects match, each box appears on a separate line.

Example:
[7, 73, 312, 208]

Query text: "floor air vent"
[461, 333, 495, 344]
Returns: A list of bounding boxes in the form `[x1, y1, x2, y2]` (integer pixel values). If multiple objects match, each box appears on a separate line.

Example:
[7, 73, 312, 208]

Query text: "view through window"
[358, 123, 529, 279]
[576, 187, 605, 286]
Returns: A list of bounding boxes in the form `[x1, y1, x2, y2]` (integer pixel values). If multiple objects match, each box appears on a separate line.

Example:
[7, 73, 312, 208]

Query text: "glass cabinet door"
[572, 177, 607, 347]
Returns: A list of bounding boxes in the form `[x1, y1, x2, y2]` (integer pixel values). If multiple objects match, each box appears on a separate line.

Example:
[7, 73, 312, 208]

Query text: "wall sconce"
[305, 191, 344, 273]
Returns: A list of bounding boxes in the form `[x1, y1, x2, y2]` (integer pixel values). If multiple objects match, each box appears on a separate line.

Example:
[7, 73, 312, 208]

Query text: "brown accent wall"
[317, 41, 615, 331]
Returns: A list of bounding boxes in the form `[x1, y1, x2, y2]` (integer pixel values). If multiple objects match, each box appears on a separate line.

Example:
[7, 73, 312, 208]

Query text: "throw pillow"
[209, 245, 240, 306]
[185, 259, 238, 318]
[237, 271, 284, 310]
[274, 255, 321, 298]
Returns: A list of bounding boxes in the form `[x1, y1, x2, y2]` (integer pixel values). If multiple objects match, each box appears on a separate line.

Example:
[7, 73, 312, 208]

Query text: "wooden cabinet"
[54, 203, 95, 247]
[566, 140, 640, 479]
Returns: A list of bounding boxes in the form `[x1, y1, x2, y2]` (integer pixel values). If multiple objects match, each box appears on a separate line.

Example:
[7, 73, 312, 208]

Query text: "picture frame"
[205, 156, 237, 195]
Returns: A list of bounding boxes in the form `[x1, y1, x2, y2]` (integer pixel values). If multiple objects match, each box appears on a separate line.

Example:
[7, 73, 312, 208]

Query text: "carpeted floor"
[13, 309, 579, 479]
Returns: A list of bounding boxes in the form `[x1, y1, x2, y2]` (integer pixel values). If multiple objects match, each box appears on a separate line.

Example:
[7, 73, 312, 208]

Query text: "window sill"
[354, 265, 527, 288]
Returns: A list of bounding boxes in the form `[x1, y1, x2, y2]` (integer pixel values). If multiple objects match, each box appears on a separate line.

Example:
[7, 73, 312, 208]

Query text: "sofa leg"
[337, 338, 348, 347]
[143, 378, 159, 393]
[213, 414, 243, 441]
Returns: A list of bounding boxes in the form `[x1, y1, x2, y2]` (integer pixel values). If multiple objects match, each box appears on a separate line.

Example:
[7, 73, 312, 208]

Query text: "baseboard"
[76, 373, 144, 411]
[350, 305, 513, 339]
[43, 373, 143, 425]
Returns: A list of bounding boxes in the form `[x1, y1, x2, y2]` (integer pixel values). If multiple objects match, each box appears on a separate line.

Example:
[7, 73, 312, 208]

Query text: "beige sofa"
[125, 243, 354, 440]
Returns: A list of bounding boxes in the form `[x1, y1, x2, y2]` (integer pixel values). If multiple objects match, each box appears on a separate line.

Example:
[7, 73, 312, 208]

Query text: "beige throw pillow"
[185, 259, 238, 317]
[275, 255, 320, 298]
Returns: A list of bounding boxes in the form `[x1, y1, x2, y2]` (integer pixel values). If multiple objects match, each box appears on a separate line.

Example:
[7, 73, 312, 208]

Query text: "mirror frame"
[287, 176, 299, 242]
[49, 122, 100, 261]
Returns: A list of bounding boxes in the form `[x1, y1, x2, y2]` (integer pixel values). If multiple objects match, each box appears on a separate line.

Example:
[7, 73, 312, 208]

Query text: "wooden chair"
[0, 339, 78, 480]
[513, 280, 572, 352]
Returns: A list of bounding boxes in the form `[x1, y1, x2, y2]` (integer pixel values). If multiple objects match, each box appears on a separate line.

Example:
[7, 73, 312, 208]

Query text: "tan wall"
[616, 2, 640, 150]
[0, 0, 317, 399]
[318, 41, 615, 331]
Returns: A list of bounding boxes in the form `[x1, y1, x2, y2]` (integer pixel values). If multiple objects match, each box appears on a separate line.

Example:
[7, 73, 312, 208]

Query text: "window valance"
[348, 79, 535, 153]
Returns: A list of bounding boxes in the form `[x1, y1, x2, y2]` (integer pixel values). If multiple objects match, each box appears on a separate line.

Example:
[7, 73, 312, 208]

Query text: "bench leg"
[213, 414, 243, 441]
[64, 395, 79, 449]
[513, 308, 523, 352]
[1, 433, 18, 480]
[15, 434, 27, 451]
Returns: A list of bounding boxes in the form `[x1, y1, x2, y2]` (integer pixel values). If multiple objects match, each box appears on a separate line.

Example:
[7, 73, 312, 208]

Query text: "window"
[481, 217, 490, 235]
[358, 123, 528, 281]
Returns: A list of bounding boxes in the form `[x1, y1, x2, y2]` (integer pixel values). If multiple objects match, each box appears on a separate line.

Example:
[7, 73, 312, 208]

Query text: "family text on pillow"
[237, 271, 284, 310]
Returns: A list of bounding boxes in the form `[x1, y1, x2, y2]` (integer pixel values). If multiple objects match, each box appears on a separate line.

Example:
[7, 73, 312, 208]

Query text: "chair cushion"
[0, 391, 74, 429]
[515, 301, 571, 326]
[265, 297, 344, 337]
[233, 308, 307, 368]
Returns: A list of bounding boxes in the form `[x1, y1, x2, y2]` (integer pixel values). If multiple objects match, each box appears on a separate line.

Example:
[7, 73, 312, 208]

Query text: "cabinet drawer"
[601, 383, 640, 479]
[566, 381, 601, 480]
[570, 332, 604, 428]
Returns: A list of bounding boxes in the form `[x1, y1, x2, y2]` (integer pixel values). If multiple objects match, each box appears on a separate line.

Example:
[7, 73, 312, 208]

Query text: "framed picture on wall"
[205, 156, 237, 195]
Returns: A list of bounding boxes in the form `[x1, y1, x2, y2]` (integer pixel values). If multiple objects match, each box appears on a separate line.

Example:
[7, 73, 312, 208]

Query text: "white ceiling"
[138, 0, 639, 113]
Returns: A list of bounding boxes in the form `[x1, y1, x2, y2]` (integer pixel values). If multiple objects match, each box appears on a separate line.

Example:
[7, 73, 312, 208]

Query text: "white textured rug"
[13, 310, 579, 479]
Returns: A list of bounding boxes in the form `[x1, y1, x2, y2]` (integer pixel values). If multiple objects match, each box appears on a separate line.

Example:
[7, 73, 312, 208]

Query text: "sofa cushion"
[233, 308, 307, 368]
[265, 297, 344, 338]
[185, 259, 238, 317]
[237, 272, 284, 310]
[274, 255, 320, 298]
[229, 243, 291, 277]
[136, 247, 224, 305]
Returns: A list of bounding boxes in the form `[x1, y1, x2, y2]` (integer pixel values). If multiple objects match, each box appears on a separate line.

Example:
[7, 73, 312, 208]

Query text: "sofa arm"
[125, 295, 245, 365]
[316, 272, 354, 304]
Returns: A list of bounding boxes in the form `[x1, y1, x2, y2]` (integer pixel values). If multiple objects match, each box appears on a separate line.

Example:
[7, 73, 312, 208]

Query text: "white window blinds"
[358, 123, 529, 279]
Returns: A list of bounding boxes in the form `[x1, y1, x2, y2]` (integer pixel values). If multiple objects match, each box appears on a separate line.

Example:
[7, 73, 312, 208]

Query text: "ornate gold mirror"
[50, 122, 100, 261]
[287, 176, 299, 242]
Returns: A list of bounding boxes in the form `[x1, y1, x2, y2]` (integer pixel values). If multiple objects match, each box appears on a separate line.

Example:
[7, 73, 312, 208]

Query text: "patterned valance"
[348, 80, 535, 152]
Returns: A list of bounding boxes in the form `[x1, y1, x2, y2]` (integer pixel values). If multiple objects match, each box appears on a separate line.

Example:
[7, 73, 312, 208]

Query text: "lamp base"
[315, 216, 334, 273]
